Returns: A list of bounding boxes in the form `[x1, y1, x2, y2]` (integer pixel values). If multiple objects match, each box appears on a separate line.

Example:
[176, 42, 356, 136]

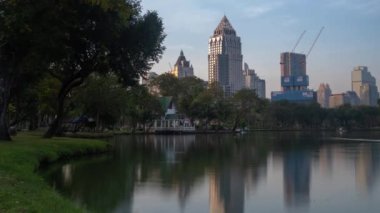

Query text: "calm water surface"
[42, 132, 380, 213]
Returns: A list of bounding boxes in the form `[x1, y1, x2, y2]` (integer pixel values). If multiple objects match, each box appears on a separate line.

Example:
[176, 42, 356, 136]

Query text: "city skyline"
[141, 0, 380, 97]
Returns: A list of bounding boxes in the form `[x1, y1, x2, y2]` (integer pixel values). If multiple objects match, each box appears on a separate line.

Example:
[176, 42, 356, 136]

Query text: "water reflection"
[355, 144, 380, 194]
[283, 149, 311, 209]
[42, 132, 380, 213]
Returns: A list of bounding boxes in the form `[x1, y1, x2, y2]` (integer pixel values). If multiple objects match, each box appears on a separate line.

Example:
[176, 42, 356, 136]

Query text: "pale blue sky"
[141, 0, 380, 97]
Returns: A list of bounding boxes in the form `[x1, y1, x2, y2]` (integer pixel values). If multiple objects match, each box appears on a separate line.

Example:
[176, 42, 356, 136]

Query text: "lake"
[42, 132, 380, 213]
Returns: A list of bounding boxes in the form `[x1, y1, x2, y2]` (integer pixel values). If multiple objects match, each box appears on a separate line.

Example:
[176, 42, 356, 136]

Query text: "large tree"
[231, 89, 263, 131]
[73, 74, 129, 129]
[0, 0, 49, 140]
[124, 85, 163, 132]
[41, 0, 165, 137]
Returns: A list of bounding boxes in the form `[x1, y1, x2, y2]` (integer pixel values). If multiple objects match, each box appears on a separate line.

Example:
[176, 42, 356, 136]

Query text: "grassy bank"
[0, 132, 110, 212]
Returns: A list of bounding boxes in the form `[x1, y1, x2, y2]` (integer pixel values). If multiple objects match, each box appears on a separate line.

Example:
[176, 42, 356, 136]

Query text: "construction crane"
[306, 27, 324, 58]
[168, 63, 173, 73]
[292, 30, 306, 53]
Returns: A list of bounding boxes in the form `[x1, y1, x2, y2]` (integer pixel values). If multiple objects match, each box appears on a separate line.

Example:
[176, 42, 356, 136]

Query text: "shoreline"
[61, 128, 380, 139]
[0, 132, 110, 212]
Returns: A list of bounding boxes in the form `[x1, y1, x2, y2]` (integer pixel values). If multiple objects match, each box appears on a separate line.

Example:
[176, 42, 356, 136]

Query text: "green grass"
[0, 132, 110, 212]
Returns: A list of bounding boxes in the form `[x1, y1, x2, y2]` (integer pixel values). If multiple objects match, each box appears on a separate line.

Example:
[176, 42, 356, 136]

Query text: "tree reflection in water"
[41, 132, 380, 213]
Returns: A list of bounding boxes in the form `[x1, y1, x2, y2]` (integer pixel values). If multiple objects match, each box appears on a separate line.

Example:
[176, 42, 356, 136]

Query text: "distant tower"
[171, 50, 194, 78]
[243, 63, 266, 98]
[351, 66, 379, 106]
[208, 16, 243, 96]
[317, 83, 332, 108]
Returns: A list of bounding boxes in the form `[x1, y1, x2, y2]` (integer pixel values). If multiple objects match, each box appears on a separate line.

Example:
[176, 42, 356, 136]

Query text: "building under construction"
[271, 52, 316, 103]
[271, 28, 324, 103]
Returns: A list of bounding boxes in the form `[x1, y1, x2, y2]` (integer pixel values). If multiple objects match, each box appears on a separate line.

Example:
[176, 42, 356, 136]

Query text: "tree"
[149, 73, 181, 98]
[125, 86, 163, 132]
[42, 0, 165, 137]
[73, 74, 129, 130]
[189, 83, 225, 129]
[231, 89, 263, 131]
[177, 76, 206, 116]
[0, 0, 47, 140]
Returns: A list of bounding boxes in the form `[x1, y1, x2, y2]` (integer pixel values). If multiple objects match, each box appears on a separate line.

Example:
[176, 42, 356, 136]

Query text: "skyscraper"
[171, 50, 194, 78]
[271, 52, 315, 103]
[208, 16, 243, 96]
[243, 63, 266, 98]
[280, 52, 307, 92]
[317, 83, 332, 108]
[351, 66, 379, 106]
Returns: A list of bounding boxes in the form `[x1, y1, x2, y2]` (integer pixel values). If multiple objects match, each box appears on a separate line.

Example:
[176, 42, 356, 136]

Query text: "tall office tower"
[208, 16, 243, 96]
[171, 50, 194, 78]
[317, 83, 332, 108]
[243, 63, 266, 98]
[352, 66, 379, 106]
[271, 52, 315, 103]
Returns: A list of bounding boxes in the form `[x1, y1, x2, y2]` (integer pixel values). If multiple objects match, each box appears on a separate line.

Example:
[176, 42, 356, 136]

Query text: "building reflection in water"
[209, 167, 245, 213]
[283, 149, 311, 209]
[355, 144, 380, 194]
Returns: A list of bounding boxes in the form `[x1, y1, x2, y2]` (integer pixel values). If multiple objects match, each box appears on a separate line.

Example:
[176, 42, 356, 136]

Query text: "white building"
[317, 83, 332, 108]
[352, 66, 379, 106]
[243, 63, 266, 99]
[208, 16, 243, 96]
[171, 50, 194, 78]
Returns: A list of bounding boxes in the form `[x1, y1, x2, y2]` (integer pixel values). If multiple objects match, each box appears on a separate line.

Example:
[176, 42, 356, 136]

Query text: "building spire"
[214, 15, 236, 36]
[180, 49, 184, 57]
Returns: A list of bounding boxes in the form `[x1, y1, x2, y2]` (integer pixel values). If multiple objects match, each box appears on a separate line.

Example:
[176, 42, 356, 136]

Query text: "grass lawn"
[0, 132, 110, 212]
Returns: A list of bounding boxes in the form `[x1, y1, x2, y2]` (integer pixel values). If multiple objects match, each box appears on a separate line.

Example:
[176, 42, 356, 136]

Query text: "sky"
[141, 0, 380, 97]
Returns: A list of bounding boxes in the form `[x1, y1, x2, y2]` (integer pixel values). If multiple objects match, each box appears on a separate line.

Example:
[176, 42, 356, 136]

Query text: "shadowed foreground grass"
[0, 132, 110, 212]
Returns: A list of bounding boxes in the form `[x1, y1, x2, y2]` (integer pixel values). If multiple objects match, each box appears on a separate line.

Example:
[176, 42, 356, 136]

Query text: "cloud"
[242, 1, 284, 18]
[326, 0, 380, 15]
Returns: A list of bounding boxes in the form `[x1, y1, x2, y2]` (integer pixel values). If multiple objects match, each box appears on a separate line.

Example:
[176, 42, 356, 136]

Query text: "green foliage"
[177, 76, 206, 116]
[0, 132, 108, 212]
[125, 85, 163, 130]
[0, 0, 166, 139]
[262, 102, 380, 130]
[73, 74, 129, 128]
[36, 76, 61, 117]
[149, 73, 181, 98]
[231, 89, 264, 130]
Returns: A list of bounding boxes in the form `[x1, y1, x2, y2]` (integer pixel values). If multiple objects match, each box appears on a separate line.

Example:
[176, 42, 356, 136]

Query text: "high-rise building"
[329, 93, 350, 108]
[208, 16, 243, 96]
[317, 83, 332, 108]
[345, 91, 360, 106]
[243, 63, 266, 98]
[280, 52, 307, 91]
[328, 91, 360, 108]
[171, 50, 194, 78]
[271, 52, 315, 103]
[352, 66, 379, 106]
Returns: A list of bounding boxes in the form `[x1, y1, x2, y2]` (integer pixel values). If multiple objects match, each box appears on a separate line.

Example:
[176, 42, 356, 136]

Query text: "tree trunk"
[0, 82, 11, 141]
[44, 90, 66, 138]
[44, 76, 85, 138]
[0, 113, 11, 141]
